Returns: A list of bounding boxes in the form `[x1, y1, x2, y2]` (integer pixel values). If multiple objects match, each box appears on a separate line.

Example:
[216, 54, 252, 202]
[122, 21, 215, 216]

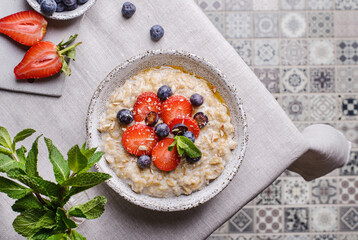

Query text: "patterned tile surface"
[199, 0, 358, 238]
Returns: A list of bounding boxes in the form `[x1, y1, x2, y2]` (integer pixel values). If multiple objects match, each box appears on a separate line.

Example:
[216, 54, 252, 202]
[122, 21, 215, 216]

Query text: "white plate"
[86, 49, 249, 211]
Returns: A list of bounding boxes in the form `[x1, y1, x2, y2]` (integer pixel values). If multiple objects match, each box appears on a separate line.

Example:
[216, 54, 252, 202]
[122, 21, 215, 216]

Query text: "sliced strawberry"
[121, 124, 159, 156]
[0, 11, 47, 46]
[169, 116, 200, 139]
[14, 35, 81, 80]
[133, 92, 161, 122]
[152, 138, 181, 171]
[161, 95, 192, 125]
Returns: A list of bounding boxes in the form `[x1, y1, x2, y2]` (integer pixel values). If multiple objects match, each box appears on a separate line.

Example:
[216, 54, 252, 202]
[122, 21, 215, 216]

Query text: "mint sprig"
[168, 136, 201, 158]
[0, 126, 111, 239]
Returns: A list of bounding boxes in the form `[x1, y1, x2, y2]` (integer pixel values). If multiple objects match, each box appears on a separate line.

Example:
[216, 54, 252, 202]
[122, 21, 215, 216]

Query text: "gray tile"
[281, 0, 305, 10]
[280, 12, 306, 38]
[340, 207, 358, 231]
[335, 12, 358, 37]
[282, 95, 309, 121]
[225, 0, 251, 10]
[338, 95, 358, 120]
[254, 13, 279, 38]
[206, 12, 225, 35]
[311, 206, 338, 232]
[198, 0, 224, 11]
[310, 68, 335, 93]
[254, 39, 280, 66]
[340, 151, 358, 176]
[311, 178, 338, 204]
[281, 40, 308, 66]
[336, 0, 358, 10]
[310, 95, 337, 121]
[282, 68, 308, 93]
[307, 0, 334, 10]
[337, 40, 358, 65]
[225, 12, 252, 38]
[308, 12, 334, 38]
[284, 208, 309, 232]
[254, 68, 280, 93]
[336, 67, 358, 93]
[229, 208, 254, 233]
[229, 40, 252, 66]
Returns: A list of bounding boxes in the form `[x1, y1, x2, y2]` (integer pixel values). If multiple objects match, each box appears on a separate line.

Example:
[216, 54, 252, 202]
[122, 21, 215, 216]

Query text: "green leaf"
[67, 145, 87, 174]
[167, 139, 177, 152]
[61, 172, 111, 187]
[176, 136, 201, 158]
[55, 208, 77, 231]
[47, 233, 68, 240]
[78, 151, 104, 174]
[58, 34, 78, 49]
[0, 126, 12, 150]
[80, 142, 97, 160]
[0, 147, 12, 156]
[0, 176, 32, 199]
[13, 128, 36, 146]
[12, 194, 43, 212]
[13, 209, 56, 237]
[44, 138, 70, 185]
[68, 195, 107, 219]
[7, 168, 60, 199]
[16, 146, 27, 164]
[26, 136, 41, 178]
[29, 229, 54, 240]
[0, 153, 25, 172]
[69, 230, 86, 240]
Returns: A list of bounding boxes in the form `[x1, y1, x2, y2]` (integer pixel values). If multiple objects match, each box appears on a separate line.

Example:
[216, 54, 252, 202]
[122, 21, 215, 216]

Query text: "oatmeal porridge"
[98, 66, 238, 198]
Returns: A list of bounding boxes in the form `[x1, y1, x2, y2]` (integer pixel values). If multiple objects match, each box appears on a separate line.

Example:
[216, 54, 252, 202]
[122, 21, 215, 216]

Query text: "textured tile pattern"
[198, 0, 358, 238]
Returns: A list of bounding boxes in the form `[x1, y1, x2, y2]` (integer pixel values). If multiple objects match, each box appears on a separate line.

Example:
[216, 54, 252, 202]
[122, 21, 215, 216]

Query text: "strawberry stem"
[58, 42, 82, 55]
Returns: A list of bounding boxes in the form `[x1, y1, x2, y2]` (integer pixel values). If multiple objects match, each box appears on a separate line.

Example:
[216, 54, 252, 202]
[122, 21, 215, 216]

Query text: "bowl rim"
[86, 49, 249, 211]
[26, 0, 96, 20]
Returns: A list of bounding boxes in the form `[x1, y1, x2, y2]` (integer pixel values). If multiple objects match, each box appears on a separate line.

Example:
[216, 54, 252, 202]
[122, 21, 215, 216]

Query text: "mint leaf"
[69, 230, 86, 240]
[7, 168, 60, 199]
[0, 126, 12, 150]
[13, 209, 56, 237]
[47, 233, 68, 240]
[0, 147, 12, 156]
[0, 153, 25, 172]
[12, 194, 43, 212]
[0, 176, 32, 199]
[78, 151, 104, 174]
[67, 145, 87, 174]
[62, 172, 111, 187]
[80, 142, 97, 160]
[167, 139, 177, 152]
[55, 208, 77, 231]
[68, 195, 107, 219]
[26, 136, 41, 178]
[177, 136, 201, 158]
[29, 229, 54, 240]
[16, 146, 27, 164]
[13, 128, 36, 146]
[45, 138, 70, 184]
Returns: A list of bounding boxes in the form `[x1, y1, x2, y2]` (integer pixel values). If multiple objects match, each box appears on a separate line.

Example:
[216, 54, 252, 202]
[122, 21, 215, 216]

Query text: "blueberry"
[55, 0, 62, 3]
[183, 131, 195, 143]
[116, 109, 134, 125]
[122, 2, 136, 18]
[190, 93, 204, 106]
[145, 111, 159, 127]
[56, 2, 66, 12]
[172, 123, 188, 136]
[77, 0, 88, 4]
[150, 25, 164, 41]
[137, 155, 151, 169]
[63, 0, 76, 6]
[155, 123, 170, 138]
[37, 0, 43, 3]
[157, 85, 172, 101]
[186, 156, 201, 163]
[66, 2, 78, 10]
[193, 112, 208, 129]
[40, 0, 57, 15]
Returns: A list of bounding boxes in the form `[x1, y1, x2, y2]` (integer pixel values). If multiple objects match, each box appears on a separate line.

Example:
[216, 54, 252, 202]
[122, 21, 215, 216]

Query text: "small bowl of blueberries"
[26, 0, 96, 20]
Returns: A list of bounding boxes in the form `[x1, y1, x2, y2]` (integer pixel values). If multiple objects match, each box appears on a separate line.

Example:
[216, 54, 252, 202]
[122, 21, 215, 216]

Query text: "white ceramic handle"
[288, 124, 351, 181]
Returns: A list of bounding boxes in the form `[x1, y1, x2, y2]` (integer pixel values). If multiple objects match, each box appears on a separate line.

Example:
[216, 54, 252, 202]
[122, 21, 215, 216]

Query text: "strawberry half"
[152, 138, 181, 171]
[133, 92, 161, 122]
[169, 116, 200, 139]
[0, 11, 47, 46]
[160, 95, 192, 125]
[121, 124, 159, 156]
[14, 34, 81, 80]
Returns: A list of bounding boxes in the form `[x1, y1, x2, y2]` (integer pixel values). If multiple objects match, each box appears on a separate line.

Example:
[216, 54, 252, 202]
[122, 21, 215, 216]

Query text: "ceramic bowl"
[26, 0, 96, 20]
[86, 49, 248, 211]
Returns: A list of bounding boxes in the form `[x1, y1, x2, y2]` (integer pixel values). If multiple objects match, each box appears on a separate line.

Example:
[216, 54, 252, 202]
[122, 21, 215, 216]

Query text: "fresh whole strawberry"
[14, 34, 81, 80]
[121, 124, 159, 156]
[169, 116, 200, 139]
[160, 95, 192, 125]
[133, 92, 161, 122]
[152, 138, 181, 171]
[0, 10, 47, 46]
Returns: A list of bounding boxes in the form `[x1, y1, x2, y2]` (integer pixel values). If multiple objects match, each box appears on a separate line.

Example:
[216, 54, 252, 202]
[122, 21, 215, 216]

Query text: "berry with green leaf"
[0, 126, 111, 239]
